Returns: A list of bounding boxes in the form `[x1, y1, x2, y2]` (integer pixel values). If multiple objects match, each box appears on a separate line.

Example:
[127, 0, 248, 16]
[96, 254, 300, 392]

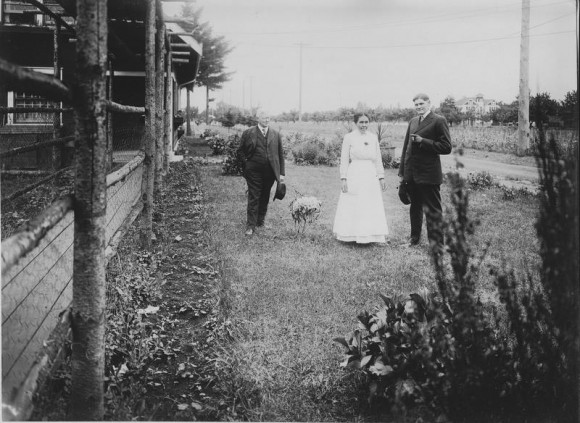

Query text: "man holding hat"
[398, 93, 452, 248]
[238, 111, 286, 236]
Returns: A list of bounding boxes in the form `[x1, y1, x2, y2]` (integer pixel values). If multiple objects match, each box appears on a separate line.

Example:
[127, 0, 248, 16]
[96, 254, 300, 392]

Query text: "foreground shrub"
[336, 129, 579, 421]
[493, 127, 578, 422]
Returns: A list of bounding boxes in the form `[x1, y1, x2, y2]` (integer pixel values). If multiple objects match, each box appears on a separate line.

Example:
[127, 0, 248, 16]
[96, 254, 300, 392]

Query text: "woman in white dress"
[333, 113, 389, 244]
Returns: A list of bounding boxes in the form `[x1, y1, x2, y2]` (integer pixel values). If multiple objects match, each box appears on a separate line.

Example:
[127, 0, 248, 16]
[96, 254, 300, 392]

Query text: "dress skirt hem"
[334, 234, 386, 244]
[332, 159, 389, 244]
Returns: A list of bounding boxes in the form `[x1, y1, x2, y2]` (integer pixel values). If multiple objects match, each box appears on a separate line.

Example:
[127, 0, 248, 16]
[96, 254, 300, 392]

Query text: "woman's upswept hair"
[353, 113, 371, 123]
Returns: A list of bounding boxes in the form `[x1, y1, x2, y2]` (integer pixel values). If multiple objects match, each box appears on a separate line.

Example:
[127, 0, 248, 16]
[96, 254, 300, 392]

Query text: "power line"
[213, 0, 571, 37]
[239, 29, 575, 50]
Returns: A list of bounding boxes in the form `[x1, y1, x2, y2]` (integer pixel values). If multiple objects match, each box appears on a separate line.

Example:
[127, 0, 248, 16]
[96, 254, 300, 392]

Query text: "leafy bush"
[380, 148, 399, 169]
[465, 170, 495, 190]
[207, 136, 227, 155]
[290, 134, 341, 166]
[222, 134, 245, 176]
[499, 184, 537, 200]
[336, 130, 579, 421]
[200, 128, 219, 139]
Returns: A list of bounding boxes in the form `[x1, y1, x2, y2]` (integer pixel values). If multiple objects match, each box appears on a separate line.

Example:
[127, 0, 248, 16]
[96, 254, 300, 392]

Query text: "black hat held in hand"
[274, 182, 286, 201]
[398, 181, 411, 205]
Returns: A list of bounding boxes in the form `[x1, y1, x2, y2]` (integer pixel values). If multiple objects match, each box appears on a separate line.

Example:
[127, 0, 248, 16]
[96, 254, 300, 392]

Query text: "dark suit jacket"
[398, 112, 452, 185]
[239, 126, 285, 183]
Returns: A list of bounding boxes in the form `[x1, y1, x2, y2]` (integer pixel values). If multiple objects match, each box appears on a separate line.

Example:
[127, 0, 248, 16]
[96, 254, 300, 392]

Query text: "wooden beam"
[20, 0, 75, 32]
[1, 167, 73, 204]
[0, 136, 74, 159]
[0, 107, 71, 113]
[104, 100, 145, 114]
[172, 58, 189, 63]
[171, 51, 190, 56]
[106, 152, 144, 186]
[1, 196, 74, 275]
[170, 43, 188, 48]
[0, 58, 71, 103]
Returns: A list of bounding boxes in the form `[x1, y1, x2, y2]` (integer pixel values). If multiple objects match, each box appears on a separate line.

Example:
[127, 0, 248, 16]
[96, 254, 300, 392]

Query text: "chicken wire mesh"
[1, 156, 143, 404]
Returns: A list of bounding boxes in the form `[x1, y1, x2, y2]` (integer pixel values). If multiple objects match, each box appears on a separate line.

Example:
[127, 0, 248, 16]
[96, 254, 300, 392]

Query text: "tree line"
[190, 91, 577, 130]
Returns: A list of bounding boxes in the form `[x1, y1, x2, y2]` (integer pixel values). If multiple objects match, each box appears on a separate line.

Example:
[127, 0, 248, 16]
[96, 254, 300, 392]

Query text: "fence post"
[140, 0, 156, 249]
[154, 15, 165, 196]
[69, 0, 108, 419]
[106, 59, 114, 172]
[164, 49, 172, 174]
[53, 22, 61, 167]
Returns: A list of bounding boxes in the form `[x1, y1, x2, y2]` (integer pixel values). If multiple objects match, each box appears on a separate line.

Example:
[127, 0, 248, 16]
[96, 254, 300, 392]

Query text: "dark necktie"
[419, 116, 423, 124]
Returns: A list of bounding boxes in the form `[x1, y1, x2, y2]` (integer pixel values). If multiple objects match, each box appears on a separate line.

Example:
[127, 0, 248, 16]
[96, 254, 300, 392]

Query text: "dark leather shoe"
[400, 239, 420, 248]
[245, 228, 254, 236]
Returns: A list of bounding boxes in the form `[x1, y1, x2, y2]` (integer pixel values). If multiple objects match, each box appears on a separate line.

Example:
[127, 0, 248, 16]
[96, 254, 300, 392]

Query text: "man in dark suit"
[239, 111, 285, 236]
[398, 93, 452, 247]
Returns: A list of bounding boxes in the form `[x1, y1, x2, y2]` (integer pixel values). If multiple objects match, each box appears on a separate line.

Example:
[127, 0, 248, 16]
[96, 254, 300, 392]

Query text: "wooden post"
[186, 86, 192, 135]
[154, 18, 165, 196]
[53, 23, 61, 171]
[164, 50, 173, 174]
[106, 60, 114, 172]
[517, 0, 530, 155]
[53, 22, 61, 140]
[69, 0, 107, 420]
[140, 0, 156, 249]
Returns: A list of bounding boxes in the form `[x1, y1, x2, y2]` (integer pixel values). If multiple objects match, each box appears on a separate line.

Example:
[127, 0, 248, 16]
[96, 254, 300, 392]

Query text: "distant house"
[456, 94, 500, 117]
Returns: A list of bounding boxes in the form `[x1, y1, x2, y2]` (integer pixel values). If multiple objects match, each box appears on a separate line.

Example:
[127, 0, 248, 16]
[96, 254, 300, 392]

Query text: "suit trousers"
[407, 181, 443, 245]
[244, 160, 276, 229]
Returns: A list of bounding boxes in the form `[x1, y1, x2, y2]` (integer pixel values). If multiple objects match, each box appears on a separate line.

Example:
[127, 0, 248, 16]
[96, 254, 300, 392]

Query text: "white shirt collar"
[421, 110, 431, 120]
[258, 124, 268, 132]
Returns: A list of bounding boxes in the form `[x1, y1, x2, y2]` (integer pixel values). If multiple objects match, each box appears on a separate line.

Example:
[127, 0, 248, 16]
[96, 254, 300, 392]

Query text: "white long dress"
[332, 129, 389, 243]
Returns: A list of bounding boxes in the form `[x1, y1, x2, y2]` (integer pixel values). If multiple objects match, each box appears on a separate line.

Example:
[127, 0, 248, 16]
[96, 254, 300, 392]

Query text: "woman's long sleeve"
[374, 139, 384, 178]
[339, 135, 351, 179]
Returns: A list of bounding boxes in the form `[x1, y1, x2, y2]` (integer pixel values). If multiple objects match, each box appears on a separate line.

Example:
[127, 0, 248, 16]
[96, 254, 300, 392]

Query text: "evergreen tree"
[179, 5, 234, 93]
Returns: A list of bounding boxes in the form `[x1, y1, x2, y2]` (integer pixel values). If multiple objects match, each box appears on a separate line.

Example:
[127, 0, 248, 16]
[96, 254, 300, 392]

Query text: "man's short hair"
[413, 93, 430, 102]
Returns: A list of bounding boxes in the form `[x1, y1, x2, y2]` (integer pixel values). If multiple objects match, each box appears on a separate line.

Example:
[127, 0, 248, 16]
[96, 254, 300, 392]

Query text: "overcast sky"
[163, 0, 578, 114]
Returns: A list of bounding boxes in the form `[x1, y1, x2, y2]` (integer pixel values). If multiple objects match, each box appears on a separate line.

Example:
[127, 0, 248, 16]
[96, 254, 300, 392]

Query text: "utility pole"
[250, 76, 253, 110]
[517, 0, 530, 155]
[298, 43, 304, 121]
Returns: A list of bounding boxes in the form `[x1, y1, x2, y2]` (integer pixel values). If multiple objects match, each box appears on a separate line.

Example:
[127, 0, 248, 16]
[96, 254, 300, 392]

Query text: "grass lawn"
[198, 160, 540, 421]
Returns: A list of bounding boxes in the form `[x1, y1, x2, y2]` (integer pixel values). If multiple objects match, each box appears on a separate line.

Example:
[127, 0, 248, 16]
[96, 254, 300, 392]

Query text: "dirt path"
[392, 145, 540, 191]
